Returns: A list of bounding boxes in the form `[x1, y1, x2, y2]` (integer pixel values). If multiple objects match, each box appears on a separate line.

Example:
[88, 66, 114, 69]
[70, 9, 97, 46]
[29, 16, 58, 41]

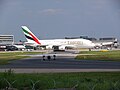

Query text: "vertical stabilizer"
[21, 26, 41, 45]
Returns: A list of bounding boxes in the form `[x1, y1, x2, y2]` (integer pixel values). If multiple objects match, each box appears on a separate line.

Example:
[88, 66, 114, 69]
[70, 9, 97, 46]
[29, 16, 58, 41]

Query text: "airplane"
[21, 26, 95, 51]
[94, 41, 119, 50]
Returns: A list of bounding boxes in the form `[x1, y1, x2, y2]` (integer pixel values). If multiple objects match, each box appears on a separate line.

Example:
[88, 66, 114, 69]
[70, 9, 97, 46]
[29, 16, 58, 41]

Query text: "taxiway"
[0, 51, 120, 73]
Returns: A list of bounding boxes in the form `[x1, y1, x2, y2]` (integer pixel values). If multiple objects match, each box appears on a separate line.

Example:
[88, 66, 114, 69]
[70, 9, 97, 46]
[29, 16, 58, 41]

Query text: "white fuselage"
[36, 38, 95, 49]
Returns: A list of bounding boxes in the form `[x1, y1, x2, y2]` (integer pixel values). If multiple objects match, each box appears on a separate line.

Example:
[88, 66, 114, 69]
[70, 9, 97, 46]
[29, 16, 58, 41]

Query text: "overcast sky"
[0, 0, 120, 41]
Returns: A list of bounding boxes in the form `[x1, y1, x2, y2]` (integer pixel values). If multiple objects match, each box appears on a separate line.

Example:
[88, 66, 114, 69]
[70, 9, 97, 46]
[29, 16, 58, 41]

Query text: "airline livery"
[22, 26, 95, 50]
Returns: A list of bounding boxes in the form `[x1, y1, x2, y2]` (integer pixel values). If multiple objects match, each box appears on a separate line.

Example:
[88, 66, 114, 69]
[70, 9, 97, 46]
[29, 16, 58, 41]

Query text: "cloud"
[40, 9, 64, 15]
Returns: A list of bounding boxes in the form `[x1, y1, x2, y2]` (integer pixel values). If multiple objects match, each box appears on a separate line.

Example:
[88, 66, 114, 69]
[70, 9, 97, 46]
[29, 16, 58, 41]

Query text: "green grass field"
[76, 50, 120, 61]
[0, 52, 44, 65]
[0, 71, 120, 90]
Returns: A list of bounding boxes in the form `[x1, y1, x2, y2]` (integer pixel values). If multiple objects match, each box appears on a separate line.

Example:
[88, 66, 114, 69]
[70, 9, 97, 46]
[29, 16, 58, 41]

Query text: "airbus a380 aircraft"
[22, 26, 95, 50]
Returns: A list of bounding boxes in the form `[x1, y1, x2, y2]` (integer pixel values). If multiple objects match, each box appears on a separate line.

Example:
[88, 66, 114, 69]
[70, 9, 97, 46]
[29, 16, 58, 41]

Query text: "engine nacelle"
[59, 46, 66, 50]
[46, 45, 53, 50]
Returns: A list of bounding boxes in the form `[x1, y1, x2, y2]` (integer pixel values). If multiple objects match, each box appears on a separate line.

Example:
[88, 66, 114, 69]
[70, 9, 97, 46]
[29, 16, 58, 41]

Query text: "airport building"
[99, 37, 118, 42]
[0, 35, 14, 45]
[0, 35, 14, 51]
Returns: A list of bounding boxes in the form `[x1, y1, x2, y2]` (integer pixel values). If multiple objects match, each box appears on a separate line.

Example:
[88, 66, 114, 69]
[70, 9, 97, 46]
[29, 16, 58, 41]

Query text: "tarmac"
[0, 50, 120, 73]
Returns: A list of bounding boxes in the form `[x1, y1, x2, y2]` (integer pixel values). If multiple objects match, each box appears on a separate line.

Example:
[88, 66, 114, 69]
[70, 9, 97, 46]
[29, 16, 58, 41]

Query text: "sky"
[0, 0, 120, 41]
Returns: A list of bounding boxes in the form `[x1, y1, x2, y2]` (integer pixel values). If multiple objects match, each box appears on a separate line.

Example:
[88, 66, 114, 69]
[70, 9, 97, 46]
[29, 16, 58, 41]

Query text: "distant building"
[99, 38, 117, 41]
[0, 35, 14, 45]
[80, 36, 89, 39]
[99, 37, 117, 42]
[65, 36, 97, 41]
[65, 37, 80, 39]
[87, 38, 97, 41]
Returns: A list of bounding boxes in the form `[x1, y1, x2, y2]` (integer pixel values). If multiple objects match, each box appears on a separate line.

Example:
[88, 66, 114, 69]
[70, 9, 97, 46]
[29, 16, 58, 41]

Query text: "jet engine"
[46, 45, 53, 49]
[59, 46, 66, 50]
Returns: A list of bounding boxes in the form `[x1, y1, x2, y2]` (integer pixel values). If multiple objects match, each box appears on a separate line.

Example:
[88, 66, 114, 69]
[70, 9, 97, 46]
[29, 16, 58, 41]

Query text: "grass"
[76, 50, 120, 61]
[0, 71, 120, 90]
[0, 51, 44, 65]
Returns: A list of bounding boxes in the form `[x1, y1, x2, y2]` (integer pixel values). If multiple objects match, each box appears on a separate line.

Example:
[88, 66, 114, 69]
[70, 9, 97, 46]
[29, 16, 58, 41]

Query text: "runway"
[0, 51, 120, 73]
[0, 53, 120, 69]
